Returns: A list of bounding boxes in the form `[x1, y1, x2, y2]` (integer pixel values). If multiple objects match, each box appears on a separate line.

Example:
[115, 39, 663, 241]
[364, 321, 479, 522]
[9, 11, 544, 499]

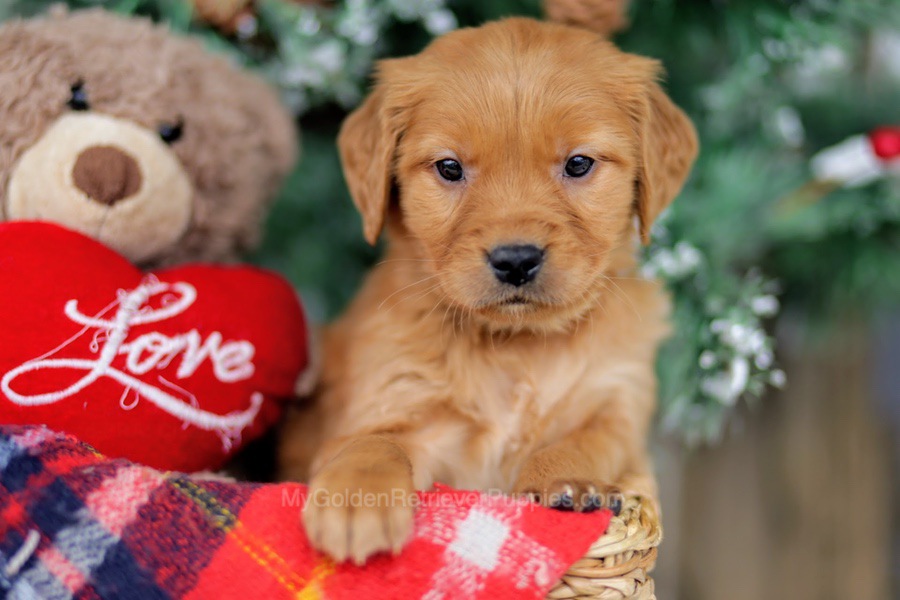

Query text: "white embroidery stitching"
[1, 277, 262, 446]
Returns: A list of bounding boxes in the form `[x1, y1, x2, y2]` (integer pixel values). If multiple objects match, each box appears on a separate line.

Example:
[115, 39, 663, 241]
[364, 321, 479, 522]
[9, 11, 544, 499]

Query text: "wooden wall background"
[653, 319, 897, 599]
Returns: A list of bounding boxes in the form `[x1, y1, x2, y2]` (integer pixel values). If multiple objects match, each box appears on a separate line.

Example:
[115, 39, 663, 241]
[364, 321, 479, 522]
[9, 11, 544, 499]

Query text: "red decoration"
[870, 126, 900, 161]
[0, 221, 308, 472]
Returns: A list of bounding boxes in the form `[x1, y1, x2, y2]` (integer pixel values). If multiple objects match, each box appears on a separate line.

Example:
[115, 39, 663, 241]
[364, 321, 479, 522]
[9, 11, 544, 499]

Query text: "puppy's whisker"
[588, 299, 596, 339]
[598, 283, 641, 320]
[382, 281, 444, 315]
[572, 290, 594, 337]
[377, 273, 442, 311]
[374, 258, 437, 267]
[404, 285, 445, 310]
[573, 287, 606, 339]
[588, 288, 615, 334]
[589, 287, 609, 316]
[422, 293, 450, 322]
[405, 281, 445, 304]
[438, 302, 455, 346]
[599, 275, 642, 322]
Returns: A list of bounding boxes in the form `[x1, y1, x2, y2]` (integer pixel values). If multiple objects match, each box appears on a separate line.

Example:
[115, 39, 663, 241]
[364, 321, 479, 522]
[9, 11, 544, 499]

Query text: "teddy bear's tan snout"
[5, 112, 193, 264]
[71, 145, 143, 206]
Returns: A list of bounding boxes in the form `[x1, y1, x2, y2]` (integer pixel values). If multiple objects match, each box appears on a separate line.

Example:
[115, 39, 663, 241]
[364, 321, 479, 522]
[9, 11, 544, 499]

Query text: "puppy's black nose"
[488, 244, 544, 286]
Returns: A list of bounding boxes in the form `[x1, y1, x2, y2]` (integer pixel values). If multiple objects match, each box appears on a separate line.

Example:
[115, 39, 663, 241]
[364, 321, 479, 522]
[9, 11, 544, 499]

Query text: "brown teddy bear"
[0, 8, 297, 265]
[0, 8, 309, 473]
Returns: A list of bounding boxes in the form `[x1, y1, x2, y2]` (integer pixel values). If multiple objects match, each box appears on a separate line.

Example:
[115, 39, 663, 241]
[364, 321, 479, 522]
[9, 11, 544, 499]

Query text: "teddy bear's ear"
[259, 87, 299, 182]
[219, 74, 298, 256]
[240, 76, 298, 185]
[0, 19, 74, 216]
[47, 4, 71, 19]
[544, 0, 630, 37]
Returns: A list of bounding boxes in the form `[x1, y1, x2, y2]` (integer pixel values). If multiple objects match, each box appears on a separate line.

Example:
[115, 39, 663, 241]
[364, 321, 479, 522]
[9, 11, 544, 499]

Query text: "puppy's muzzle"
[488, 244, 544, 287]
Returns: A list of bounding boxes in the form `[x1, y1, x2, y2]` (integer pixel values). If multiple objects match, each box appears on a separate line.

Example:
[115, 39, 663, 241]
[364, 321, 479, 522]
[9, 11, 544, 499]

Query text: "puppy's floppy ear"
[632, 67, 699, 244]
[338, 61, 408, 245]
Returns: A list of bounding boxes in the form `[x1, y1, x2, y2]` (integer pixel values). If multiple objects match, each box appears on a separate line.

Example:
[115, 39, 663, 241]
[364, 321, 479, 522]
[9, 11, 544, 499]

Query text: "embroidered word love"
[0, 278, 262, 436]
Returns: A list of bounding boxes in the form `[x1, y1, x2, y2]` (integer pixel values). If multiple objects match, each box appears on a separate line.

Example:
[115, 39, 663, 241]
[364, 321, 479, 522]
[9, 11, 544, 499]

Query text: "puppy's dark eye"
[436, 159, 464, 182]
[564, 155, 594, 177]
[67, 81, 90, 111]
[159, 119, 184, 144]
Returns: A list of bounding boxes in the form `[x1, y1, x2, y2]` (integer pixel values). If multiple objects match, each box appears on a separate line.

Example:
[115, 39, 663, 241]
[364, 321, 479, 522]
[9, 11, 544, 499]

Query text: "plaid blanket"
[0, 426, 612, 599]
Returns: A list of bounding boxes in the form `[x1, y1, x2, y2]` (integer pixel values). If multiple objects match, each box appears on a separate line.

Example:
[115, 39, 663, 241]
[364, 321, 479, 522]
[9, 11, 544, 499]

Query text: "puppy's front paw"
[515, 479, 624, 515]
[302, 467, 416, 565]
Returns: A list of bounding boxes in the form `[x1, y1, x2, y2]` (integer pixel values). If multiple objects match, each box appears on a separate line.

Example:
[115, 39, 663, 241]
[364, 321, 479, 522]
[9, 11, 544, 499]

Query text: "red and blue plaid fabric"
[0, 426, 612, 599]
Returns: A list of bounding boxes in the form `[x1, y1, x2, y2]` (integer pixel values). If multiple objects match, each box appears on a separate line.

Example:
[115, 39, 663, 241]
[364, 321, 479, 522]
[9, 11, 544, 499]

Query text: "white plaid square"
[447, 508, 510, 570]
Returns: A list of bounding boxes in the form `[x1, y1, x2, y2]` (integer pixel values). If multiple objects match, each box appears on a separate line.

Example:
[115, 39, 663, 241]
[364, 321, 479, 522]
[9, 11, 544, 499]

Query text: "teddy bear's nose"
[72, 145, 143, 206]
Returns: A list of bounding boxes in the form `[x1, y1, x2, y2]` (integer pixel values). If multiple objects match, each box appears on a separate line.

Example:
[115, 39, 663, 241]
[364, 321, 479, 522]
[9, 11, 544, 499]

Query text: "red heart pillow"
[0, 221, 308, 472]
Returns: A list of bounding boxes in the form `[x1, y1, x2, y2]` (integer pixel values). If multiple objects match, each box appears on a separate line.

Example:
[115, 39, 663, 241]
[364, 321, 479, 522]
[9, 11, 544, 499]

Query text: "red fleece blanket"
[0, 426, 612, 599]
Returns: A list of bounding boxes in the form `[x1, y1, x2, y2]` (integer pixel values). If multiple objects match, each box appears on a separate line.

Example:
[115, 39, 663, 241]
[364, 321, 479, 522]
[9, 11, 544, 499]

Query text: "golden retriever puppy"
[279, 17, 698, 565]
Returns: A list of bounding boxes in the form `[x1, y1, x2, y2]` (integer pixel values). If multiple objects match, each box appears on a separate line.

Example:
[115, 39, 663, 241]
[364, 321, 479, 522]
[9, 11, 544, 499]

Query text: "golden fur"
[279, 17, 698, 565]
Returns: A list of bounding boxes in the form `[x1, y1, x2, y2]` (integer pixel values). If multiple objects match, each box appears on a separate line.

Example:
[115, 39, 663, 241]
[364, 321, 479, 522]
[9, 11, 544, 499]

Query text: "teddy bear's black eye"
[159, 119, 184, 144]
[67, 81, 90, 111]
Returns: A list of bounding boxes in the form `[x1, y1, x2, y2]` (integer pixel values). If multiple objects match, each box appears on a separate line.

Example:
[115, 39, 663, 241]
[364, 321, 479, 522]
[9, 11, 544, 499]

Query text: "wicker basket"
[547, 496, 662, 600]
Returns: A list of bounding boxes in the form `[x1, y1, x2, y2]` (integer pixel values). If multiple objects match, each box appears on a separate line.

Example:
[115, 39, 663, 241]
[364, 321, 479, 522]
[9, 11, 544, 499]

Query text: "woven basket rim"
[547, 495, 661, 600]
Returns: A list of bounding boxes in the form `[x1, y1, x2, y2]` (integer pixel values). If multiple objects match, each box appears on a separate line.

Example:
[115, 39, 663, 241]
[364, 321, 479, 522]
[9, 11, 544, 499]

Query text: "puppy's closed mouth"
[490, 294, 552, 311]
[475, 295, 539, 310]
[500, 296, 531, 306]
